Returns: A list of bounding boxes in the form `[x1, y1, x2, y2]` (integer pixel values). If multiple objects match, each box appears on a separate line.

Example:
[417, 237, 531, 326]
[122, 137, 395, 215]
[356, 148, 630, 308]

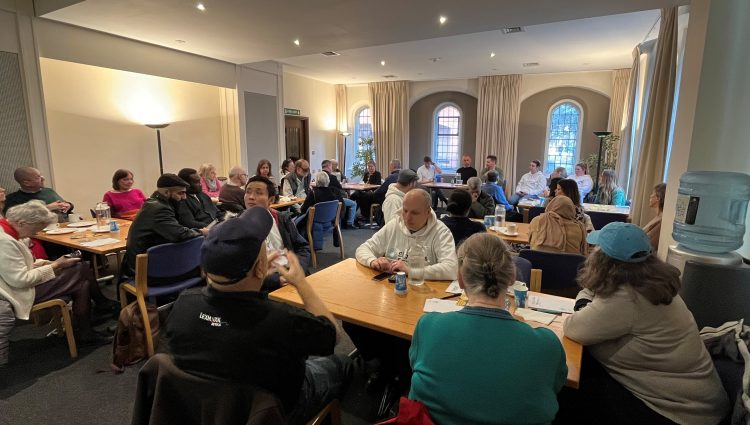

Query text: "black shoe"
[348, 222, 361, 229]
[77, 330, 113, 346]
[93, 299, 120, 317]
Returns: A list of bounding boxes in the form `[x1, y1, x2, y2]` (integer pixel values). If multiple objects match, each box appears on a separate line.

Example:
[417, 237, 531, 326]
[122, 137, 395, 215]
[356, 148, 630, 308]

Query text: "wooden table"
[270, 197, 303, 209]
[270, 258, 581, 388]
[342, 183, 379, 192]
[34, 219, 130, 278]
[421, 182, 468, 190]
[469, 219, 530, 244]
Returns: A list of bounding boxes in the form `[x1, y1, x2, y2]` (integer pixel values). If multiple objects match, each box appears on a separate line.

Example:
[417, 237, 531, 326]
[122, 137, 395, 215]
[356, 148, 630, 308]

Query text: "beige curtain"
[368, 81, 409, 173]
[616, 49, 641, 196]
[475, 74, 522, 194]
[335, 84, 348, 172]
[608, 68, 631, 141]
[219, 87, 241, 176]
[631, 7, 678, 226]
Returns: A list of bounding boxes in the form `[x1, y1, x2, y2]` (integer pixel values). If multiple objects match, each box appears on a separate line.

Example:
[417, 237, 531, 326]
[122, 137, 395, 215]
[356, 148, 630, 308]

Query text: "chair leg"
[119, 285, 129, 309]
[58, 303, 78, 358]
[336, 224, 344, 260]
[307, 399, 341, 425]
[307, 227, 317, 268]
[135, 293, 154, 357]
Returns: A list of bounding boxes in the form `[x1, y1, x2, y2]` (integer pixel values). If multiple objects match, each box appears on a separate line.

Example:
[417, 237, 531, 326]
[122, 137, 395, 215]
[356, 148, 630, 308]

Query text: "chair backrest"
[311, 200, 340, 224]
[587, 211, 628, 230]
[681, 261, 750, 329]
[527, 206, 545, 223]
[518, 249, 586, 297]
[512, 256, 532, 284]
[132, 353, 285, 425]
[146, 236, 204, 279]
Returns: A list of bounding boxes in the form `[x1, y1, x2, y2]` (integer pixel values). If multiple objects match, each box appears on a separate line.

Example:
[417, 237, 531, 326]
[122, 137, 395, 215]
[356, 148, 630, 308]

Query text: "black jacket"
[177, 192, 219, 229]
[468, 191, 495, 219]
[300, 187, 343, 215]
[441, 215, 487, 246]
[362, 171, 383, 185]
[373, 170, 400, 204]
[123, 192, 202, 276]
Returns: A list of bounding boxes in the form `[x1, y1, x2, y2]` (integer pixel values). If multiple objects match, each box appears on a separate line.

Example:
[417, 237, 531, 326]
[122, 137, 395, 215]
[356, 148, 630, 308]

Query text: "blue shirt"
[481, 182, 512, 210]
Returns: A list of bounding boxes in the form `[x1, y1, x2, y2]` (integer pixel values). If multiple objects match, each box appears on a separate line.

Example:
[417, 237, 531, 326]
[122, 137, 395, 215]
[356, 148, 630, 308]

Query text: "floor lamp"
[592, 131, 612, 195]
[146, 123, 170, 175]
[340, 131, 350, 175]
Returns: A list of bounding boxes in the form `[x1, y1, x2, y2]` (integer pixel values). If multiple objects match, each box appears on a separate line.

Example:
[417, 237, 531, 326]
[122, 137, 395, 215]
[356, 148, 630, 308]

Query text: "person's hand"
[276, 252, 306, 287]
[199, 227, 210, 235]
[470, 191, 479, 202]
[51, 256, 80, 272]
[390, 259, 410, 274]
[370, 257, 391, 272]
[47, 201, 66, 212]
[543, 188, 551, 197]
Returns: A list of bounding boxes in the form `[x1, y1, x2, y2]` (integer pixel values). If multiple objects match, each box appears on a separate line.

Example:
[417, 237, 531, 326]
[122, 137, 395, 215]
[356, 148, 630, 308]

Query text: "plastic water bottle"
[495, 204, 506, 229]
[435, 174, 442, 183]
[672, 171, 750, 253]
[407, 241, 425, 286]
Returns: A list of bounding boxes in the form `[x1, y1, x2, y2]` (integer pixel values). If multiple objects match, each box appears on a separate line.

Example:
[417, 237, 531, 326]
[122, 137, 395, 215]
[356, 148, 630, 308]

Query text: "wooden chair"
[370, 203, 381, 227]
[306, 201, 344, 267]
[587, 211, 628, 230]
[31, 299, 78, 358]
[119, 237, 204, 357]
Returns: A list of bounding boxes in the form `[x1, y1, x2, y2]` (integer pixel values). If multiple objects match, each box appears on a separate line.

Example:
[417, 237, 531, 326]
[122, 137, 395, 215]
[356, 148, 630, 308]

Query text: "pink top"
[200, 177, 222, 198]
[103, 188, 146, 219]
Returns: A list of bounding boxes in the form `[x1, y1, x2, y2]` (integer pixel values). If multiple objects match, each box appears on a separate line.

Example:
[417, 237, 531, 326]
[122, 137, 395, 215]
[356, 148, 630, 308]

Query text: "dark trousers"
[554, 349, 677, 425]
[34, 261, 105, 333]
[286, 354, 353, 425]
[342, 322, 411, 378]
[429, 189, 448, 209]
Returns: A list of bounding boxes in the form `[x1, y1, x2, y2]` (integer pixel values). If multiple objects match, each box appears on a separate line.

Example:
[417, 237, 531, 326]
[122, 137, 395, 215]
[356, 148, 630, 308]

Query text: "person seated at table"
[643, 182, 666, 250]
[561, 223, 729, 424]
[478, 154, 504, 183]
[102, 169, 146, 220]
[409, 232, 567, 425]
[361, 160, 382, 185]
[176, 168, 221, 230]
[123, 174, 206, 279]
[593, 169, 626, 206]
[543, 177, 563, 199]
[481, 170, 513, 211]
[0, 201, 117, 346]
[350, 161, 382, 225]
[198, 163, 222, 199]
[356, 189, 457, 280]
[549, 166, 568, 180]
[280, 159, 295, 179]
[417, 156, 447, 209]
[509, 160, 547, 205]
[166, 207, 352, 424]
[572, 162, 594, 201]
[382, 169, 419, 223]
[281, 159, 310, 201]
[529, 196, 587, 255]
[254, 159, 275, 183]
[466, 176, 495, 219]
[441, 190, 486, 246]
[299, 172, 343, 217]
[244, 176, 310, 292]
[321, 160, 358, 229]
[370, 159, 402, 212]
[218, 165, 248, 209]
[556, 178, 593, 232]
[456, 154, 478, 183]
[4, 167, 74, 218]
[330, 159, 346, 183]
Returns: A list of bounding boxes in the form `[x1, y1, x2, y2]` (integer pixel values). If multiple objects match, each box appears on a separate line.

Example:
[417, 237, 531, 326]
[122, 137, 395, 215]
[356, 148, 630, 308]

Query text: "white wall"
[40, 58, 224, 211]
[282, 72, 336, 171]
[520, 71, 613, 101]
[409, 79, 479, 107]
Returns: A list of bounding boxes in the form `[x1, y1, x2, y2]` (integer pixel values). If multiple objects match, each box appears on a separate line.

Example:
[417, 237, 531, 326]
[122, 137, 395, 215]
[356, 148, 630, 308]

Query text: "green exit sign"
[284, 108, 300, 116]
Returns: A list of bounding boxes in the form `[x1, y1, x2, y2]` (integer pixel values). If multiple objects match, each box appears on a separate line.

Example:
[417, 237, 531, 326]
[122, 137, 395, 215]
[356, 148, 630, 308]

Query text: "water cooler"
[666, 171, 750, 272]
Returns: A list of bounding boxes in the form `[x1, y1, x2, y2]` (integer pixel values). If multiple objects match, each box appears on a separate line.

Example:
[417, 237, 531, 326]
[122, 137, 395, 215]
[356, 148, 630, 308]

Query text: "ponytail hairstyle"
[457, 233, 515, 299]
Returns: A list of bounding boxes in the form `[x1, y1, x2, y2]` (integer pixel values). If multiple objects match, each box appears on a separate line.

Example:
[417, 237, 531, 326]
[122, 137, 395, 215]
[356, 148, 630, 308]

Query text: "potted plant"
[583, 134, 620, 177]
[350, 136, 376, 178]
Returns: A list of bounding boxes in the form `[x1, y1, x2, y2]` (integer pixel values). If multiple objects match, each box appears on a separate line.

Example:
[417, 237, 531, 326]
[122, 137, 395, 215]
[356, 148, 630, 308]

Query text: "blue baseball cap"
[586, 222, 652, 263]
[201, 207, 273, 282]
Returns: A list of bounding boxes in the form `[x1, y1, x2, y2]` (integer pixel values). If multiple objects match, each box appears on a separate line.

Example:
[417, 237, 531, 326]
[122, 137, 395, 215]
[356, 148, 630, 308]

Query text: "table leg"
[91, 254, 100, 280]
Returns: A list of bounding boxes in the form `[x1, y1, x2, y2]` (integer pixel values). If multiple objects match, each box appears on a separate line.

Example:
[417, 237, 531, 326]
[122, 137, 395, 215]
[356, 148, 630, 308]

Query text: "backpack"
[111, 301, 159, 372]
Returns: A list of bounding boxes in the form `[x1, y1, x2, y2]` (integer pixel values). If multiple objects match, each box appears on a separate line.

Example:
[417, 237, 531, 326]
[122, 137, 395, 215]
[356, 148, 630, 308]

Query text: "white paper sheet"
[445, 280, 463, 294]
[527, 292, 575, 314]
[514, 308, 557, 325]
[423, 298, 463, 313]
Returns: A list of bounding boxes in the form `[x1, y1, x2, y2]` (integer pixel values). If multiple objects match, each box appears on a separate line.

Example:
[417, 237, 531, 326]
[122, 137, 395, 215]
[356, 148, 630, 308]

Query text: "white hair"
[315, 171, 330, 187]
[467, 176, 482, 191]
[6, 200, 57, 226]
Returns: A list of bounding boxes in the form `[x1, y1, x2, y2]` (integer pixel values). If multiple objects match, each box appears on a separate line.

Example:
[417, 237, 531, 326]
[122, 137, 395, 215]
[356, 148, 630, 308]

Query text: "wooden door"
[284, 116, 309, 160]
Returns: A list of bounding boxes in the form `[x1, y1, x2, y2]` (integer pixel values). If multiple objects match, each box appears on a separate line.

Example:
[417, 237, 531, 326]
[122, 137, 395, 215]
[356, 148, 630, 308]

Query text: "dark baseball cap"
[201, 207, 273, 282]
[397, 169, 418, 185]
[156, 173, 189, 188]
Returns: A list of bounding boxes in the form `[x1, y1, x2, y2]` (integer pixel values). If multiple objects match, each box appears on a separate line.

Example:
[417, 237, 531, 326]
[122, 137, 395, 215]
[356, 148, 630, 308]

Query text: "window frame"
[544, 99, 584, 175]
[431, 102, 463, 172]
[353, 106, 373, 152]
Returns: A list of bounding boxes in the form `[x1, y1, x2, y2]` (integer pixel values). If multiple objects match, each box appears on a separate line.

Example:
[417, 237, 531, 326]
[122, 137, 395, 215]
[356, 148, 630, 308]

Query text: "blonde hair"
[198, 163, 217, 180]
[457, 233, 515, 299]
[597, 169, 619, 205]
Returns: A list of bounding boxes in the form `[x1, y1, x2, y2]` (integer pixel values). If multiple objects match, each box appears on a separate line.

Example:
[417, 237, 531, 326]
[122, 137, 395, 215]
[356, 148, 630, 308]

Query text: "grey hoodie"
[382, 183, 407, 223]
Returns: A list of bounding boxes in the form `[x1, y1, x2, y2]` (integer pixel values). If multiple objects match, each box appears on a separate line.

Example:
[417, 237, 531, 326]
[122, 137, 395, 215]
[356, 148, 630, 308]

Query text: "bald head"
[14, 167, 43, 192]
[401, 189, 432, 232]
[228, 166, 248, 186]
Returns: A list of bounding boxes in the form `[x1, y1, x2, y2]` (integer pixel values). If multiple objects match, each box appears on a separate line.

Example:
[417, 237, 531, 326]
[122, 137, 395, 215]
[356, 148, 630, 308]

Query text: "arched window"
[545, 100, 582, 175]
[354, 106, 373, 152]
[432, 103, 462, 171]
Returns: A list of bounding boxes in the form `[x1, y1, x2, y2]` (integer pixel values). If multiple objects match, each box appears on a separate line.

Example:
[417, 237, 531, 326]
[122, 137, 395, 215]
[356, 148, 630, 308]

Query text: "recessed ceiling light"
[490, 52, 495, 58]
[293, 39, 300, 46]
[502, 27, 525, 34]
[380, 60, 386, 66]
[321, 51, 340, 56]
[428, 57, 441, 63]
[439, 16, 447, 25]
[196, 3, 206, 11]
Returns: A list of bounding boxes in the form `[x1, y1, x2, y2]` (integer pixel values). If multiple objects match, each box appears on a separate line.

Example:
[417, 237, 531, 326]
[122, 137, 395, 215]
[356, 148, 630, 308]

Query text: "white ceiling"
[41, 0, 683, 84]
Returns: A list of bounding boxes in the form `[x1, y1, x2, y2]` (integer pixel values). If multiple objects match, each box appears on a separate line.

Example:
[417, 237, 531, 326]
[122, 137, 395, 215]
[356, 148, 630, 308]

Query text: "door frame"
[284, 115, 310, 160]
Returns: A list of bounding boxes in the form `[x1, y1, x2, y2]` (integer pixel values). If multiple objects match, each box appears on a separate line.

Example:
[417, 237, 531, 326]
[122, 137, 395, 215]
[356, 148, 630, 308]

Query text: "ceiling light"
[490, 52, 495, 58]
[293, 39, 300, 46]
[522, 62, 540, 68]
[439, 16, 447, 25]
[380, 60, 386, 66]
[502, 27, 525, 34]
[428, 57, 441, 63]
[196, 3, 206, 11]
[321, 51, 340, 56]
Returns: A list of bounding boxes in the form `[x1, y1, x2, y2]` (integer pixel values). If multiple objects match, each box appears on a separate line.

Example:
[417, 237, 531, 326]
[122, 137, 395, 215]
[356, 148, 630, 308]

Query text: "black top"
[374, 170, 400, 202]
[123, 192, 201, 276]
[362, 171, 383, 185]
[441, 215, 487, 246]
[468, 191, 495, 219]
[166, 286, 336, 410]
[456, 167, 478, 184]
[300, 186, 343, 214]
[177, 192, 219, 229]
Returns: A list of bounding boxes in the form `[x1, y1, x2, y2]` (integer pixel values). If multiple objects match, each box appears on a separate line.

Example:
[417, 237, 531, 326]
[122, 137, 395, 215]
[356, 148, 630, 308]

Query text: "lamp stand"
[146, 123, 170, 175]
[592, 131, 612, 196]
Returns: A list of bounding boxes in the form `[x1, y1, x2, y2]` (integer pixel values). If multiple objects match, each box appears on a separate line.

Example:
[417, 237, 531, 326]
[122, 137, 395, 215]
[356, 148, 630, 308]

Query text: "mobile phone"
[372, 272, 392, 281]
[65, 250, 82, 258]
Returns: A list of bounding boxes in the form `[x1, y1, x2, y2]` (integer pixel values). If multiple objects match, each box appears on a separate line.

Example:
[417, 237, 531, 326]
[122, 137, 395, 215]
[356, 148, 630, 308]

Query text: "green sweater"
[409, 307, 567, 425]
[4, 188, 71, 214]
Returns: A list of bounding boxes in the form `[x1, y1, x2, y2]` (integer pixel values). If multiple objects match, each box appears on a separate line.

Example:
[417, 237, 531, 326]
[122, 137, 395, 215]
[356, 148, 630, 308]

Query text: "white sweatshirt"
[382, 183, 406, 223]
[355, 210, 457, 280]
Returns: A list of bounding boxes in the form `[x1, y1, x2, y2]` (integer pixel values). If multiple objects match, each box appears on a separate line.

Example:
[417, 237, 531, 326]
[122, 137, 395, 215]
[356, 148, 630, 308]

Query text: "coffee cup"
[507, 223, 518, 234]
[44, 223, 60, 231]
[513, 281, 528, 308]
